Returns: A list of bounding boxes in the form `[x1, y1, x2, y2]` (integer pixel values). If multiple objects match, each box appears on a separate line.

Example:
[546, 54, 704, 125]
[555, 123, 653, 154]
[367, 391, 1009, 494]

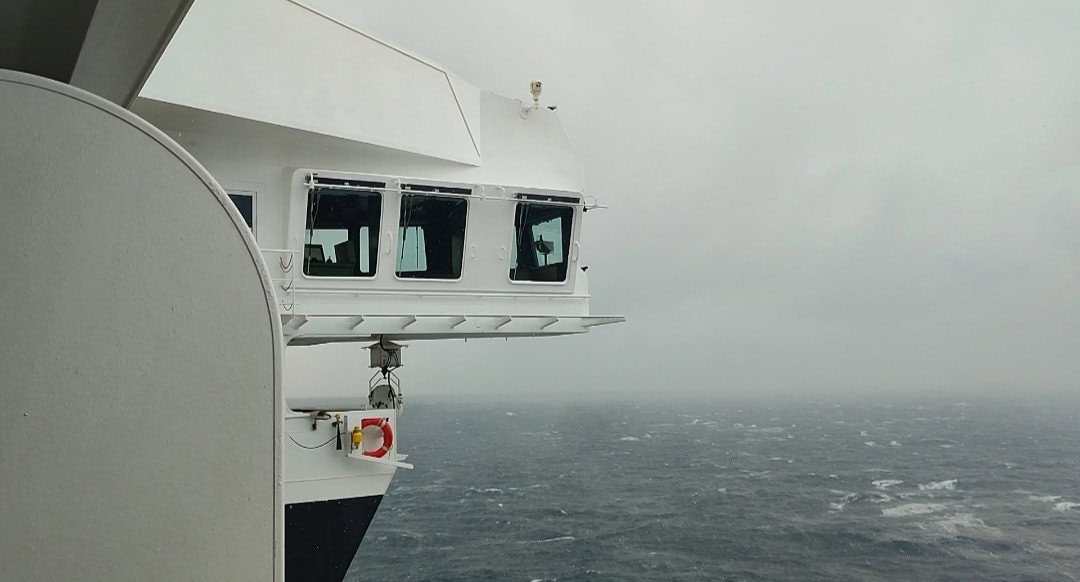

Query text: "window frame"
[393, 184, 472, 283]
[301, 181, 385, 280]
[507, 192, 580, 286]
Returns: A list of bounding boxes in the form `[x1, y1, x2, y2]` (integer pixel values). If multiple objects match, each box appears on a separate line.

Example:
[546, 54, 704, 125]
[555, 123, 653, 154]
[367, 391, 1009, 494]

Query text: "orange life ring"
[360, 417, 393, 458]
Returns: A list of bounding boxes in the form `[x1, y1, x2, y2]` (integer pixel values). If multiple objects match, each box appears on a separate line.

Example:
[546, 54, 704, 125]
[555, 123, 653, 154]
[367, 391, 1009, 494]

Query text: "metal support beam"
[70, 0, 196, 107]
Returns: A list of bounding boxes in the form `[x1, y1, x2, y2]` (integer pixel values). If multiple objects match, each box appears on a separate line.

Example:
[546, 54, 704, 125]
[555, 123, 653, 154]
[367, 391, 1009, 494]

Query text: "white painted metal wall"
[0, 72, 283, 581]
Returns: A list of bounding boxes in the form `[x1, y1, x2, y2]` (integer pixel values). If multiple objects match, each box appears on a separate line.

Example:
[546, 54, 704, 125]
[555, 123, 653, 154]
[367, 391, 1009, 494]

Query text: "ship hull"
[285, 495, 383, 581]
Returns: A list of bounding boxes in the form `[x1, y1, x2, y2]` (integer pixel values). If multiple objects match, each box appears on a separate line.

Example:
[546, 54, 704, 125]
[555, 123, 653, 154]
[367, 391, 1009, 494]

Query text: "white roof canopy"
[141, 0, 585, 192]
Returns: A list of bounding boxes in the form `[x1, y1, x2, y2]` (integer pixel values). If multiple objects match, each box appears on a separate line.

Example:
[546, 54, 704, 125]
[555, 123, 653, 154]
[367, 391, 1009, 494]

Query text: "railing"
[260, 247, 299, 312]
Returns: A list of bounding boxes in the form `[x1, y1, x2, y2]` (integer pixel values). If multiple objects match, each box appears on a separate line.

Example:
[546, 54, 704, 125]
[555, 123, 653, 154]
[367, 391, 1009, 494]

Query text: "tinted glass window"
[396, 194, 468, 279]
[304, 187, 381, 277]
[510, 202, 574, 282]
[227, 192, 254, 231]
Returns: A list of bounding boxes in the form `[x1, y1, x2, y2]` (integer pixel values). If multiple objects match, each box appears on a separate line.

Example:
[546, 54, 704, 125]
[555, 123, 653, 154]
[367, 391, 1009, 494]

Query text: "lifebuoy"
[360, 417, 394, 458]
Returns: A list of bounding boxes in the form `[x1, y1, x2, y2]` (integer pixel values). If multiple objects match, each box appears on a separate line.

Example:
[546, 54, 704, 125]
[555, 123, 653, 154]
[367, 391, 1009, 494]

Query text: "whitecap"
[864, 441, 877, 447]
[930, 513, 997, 534]
[918, 479, 957, 491]
[830, 492, 858, 512]
[521, 536, 576, 544]
[889, 441, 901, 446]
[1029, 495, 1062, 503]
[873, 479, 903, 490]
[505, 412, 516, 416]
[619, 436, 640, 442]
[883, 503, 948, 517]
[1053, 502, 1080, 512]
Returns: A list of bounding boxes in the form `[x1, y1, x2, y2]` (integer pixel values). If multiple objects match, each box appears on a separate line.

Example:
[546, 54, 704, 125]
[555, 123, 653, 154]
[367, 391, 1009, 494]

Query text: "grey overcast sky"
[294, 1, 1079, 400]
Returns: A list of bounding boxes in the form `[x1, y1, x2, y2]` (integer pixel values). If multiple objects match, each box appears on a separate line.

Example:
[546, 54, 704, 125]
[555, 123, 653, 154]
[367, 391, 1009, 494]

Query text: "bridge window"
[304, 184, 382, 277]
[397, 186, 469, 279]
[511, 197, 575, 283]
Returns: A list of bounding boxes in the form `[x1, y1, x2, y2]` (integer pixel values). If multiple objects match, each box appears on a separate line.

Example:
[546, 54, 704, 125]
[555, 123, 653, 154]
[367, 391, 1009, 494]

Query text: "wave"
[1029, 495, 1062, 503]
[521, 536, 576, 544]
[882, 503, 948, 517]
[873, 479, 903, 490]
[465, 487, 504, 495]
[930, 513, 997, 535]
[830, 492, 858, 512]
[918, 479, 957, 491]
[1053, 502, 1080, 512]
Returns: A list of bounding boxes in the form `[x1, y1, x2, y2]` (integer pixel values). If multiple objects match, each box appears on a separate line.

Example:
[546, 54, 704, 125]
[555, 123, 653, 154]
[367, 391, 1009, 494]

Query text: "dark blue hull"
[285, 495, 383, 581]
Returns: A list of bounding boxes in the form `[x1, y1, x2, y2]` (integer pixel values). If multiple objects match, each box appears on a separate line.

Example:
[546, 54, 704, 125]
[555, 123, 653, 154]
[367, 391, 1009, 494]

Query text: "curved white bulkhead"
[0, 70, 283, 581]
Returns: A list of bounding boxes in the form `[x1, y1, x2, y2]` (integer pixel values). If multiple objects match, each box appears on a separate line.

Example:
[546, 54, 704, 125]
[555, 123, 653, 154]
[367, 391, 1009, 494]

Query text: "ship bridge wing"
[135, 0, 613, 346]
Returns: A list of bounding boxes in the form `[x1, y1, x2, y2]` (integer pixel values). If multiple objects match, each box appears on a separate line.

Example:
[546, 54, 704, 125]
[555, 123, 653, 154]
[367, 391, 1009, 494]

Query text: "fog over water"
[293, 1, 1080, 400]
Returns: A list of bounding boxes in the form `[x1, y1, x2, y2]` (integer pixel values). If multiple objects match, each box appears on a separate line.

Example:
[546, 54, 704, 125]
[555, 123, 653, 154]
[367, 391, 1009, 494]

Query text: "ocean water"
[351, 397, 1080, 581]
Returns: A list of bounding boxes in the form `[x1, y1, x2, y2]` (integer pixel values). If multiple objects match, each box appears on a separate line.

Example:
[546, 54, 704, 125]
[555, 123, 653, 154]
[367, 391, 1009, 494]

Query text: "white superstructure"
[1, 0, 621, 580]
[135, 0, 620, 345]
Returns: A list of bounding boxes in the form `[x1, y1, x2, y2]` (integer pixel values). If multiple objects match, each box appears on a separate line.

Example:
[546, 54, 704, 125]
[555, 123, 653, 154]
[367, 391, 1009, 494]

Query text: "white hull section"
[283, 409, 406, 505]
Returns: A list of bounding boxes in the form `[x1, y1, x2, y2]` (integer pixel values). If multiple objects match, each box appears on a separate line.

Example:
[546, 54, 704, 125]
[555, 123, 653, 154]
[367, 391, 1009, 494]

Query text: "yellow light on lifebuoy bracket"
[351, 425, 363, 451]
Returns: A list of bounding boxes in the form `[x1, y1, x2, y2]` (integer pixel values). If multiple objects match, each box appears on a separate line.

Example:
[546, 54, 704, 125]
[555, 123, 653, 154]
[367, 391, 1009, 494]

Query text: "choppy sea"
[351, 396, 1080, 581]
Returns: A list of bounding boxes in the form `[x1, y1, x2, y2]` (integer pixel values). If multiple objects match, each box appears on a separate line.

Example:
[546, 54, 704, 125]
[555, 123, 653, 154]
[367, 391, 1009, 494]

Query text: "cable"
[287, 433, 339, 450]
